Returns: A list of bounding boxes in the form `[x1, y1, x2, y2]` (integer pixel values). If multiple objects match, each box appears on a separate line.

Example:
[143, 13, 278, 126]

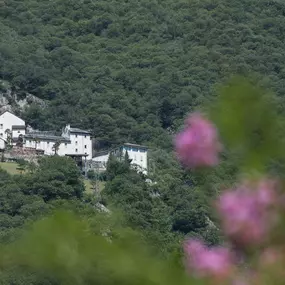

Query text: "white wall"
[12, 129, 26, 138]
[0, 138, 5, 149]
[121, 146, 148, 174]
[12, 129, 26, 145]
[93, 153, 110, 165]
[0, 111, 25, 141]
[24, 135, 92, 158]
[69, 133, 92, 159]
[24, 139, 55, 155]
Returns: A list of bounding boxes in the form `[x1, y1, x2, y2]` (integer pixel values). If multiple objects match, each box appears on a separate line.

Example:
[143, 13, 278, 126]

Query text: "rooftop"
[25, 132, 70, 142]
[123, 142, 148, 149]
[12, 125, 26, 130]
[69, 127, 91, 135]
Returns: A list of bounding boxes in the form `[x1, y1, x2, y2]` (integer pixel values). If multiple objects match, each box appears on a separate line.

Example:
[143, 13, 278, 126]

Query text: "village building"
[92, 143, 148, 174]
[0, 111, 93, 160]
[61, 125, 93, 160]
[0, 111, 26, 149]
[0, 111, 148, 174]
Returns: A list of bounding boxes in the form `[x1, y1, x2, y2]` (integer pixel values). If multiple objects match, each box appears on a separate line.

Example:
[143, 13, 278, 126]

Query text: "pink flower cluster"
[175, 111, 284, 284]
[174, 113, 222, 168]
[216, 179, 277, 247]
[184, 239, 234, 280]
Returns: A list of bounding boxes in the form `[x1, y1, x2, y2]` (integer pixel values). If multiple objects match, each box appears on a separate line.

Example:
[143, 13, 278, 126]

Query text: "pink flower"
[184, 239, 233, 280]
[216, 179, 277, 247]
[174, 113, 222, 168]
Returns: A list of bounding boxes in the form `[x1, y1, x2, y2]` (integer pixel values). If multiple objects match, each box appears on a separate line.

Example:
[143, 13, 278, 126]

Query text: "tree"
[5, 129, 12, 149]
[105, 153, 130, 181]
[52, 140, 61, 155]
[20, 156, 85, 201]
[16, 134, 24, 147]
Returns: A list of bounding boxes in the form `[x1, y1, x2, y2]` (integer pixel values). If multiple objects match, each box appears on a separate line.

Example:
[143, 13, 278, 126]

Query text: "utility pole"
[93, 162, 100, 195]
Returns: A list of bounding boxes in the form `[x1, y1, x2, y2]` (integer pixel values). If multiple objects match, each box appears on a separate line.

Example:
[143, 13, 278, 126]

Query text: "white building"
[0, 111, 93, 159]
[24, 131, 71, 156]
[0, 111, 26, 149]
[61, 125, 93, 159]
[92, 150, 110, 170]
[24, 125, 93, 159]
[93, 143, 148, 174]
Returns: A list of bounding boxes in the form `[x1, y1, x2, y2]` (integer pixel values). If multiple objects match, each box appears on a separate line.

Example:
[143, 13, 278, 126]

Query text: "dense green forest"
[1, 0, 285, 283]
[1, 0, 285, 149]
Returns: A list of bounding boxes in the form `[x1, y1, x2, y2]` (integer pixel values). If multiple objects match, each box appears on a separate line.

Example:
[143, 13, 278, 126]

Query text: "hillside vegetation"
[1, 0, 285, 149]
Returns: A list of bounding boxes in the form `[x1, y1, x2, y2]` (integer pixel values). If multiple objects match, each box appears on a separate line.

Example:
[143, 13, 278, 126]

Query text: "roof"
[123, 143, 148, 149]
[0, 110, 15, 116]
[0, 110, 24, 121]
[69, 127, 91, 135]
[12, 125, 26, 130]
[65, 154, 89, 157]
[25, 133, 70, 142]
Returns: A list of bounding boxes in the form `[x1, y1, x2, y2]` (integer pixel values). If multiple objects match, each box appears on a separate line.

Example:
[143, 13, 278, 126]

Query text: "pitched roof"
[25, 132, 70, 142]
[12, 125, 26, 130]
[69, 127, 91, 135]
[123, 142, 148, 149]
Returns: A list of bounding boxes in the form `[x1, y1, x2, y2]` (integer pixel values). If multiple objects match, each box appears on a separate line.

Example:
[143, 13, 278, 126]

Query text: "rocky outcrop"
[0, 80, 46, 114]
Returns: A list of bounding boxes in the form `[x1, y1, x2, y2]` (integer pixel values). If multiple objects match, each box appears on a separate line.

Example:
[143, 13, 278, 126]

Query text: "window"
[75, 148, 78, 152]
[47, 142, 49, 145]
[84, 135, 87, 138]
[0, 133, 2, 137]
[75, 135, 78, 138]
[18, 130, 20, 133]
[84, 145, 87, 149]
[65, 143, 67, 146]
[75, 141, 78, 145]
[0, 124, 3, 129]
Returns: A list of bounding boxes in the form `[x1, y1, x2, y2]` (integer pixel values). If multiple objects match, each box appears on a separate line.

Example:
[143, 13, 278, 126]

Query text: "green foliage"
[2, 0, 285, 148]
[22, 156, 85, 201]
[0, 211, 198, 285]
[105, 153, 131, 181]
[87, 169, 95, 180]
[210, 77, 284, 173]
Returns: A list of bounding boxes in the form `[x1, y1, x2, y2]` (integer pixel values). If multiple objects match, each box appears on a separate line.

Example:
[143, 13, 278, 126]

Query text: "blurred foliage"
[210, 76, 285, 173]
[0, 211, 205, 285]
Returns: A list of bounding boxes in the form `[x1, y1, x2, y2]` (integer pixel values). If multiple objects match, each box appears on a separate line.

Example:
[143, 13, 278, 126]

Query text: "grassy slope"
[84, 179, 105, 194]
[0, 162, 22, 174]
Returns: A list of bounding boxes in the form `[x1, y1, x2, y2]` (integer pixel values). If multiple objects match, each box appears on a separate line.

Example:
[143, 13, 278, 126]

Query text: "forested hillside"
[1, 0, 285, 149]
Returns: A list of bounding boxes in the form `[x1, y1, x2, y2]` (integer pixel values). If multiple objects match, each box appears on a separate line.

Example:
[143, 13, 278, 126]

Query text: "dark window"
[75, 135, 78, 138]
[84, 145, 87, 148]
[75, 148, 78, 152]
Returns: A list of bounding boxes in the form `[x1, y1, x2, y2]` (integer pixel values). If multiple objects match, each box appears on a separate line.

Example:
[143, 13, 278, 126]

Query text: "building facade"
[0, 111, 93, 159]
[24, 126, 92, 159]
[0, 111, 26, 149]
[61, 125, 93, 159]
[93, 143, 148, 174]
